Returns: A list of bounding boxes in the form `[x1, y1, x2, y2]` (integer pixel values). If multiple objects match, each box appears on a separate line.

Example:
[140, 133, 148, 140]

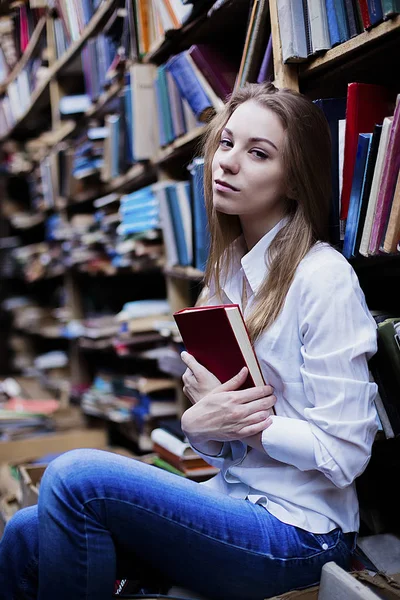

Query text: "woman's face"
[211, 100, 287, 226]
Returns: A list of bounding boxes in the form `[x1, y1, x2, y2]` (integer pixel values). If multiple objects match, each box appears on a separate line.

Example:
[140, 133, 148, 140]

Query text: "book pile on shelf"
[326, 82, 400, 258]
[154, 160, 209, 272]
[82, 372, 179, 451]
[12, 241, 65, 282]
[65, 187, 164, 275]
[149, 418, 219, 482]
[0, 1, 45, 82]
[277, 0, 400, 64]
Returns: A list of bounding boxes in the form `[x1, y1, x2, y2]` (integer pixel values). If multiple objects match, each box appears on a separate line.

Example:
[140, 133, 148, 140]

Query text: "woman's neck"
[240, 212, 285, 251]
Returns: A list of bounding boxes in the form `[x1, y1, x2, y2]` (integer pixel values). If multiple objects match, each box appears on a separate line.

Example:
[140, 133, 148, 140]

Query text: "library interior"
[1, 0, 400, 598]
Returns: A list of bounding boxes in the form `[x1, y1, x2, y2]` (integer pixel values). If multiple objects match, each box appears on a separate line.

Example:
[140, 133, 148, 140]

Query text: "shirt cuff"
[188, 441, 230, 469]
[261, 416, 317, 472]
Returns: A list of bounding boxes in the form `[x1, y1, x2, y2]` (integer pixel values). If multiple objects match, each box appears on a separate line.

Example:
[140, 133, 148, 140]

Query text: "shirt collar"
[224, 217, 289, 298]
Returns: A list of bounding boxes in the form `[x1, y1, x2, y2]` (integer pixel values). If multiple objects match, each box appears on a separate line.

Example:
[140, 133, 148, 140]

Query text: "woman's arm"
[260, 259, 378, 488]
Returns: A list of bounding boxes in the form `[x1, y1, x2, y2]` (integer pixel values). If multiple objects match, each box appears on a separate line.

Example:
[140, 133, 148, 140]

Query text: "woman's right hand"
[181, 367, 276, 447]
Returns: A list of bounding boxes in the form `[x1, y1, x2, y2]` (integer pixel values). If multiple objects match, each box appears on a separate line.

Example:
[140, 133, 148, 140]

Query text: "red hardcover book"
[174, 304, 274, 415]
[340, 83, 394, 222]
[187, 44, 237, 101]
[368, 97, 400, 255]
[356, 0, 372, 28]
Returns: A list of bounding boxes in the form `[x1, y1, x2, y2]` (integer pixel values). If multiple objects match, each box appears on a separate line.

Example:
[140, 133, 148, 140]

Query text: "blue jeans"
[0, 448, 356, 600]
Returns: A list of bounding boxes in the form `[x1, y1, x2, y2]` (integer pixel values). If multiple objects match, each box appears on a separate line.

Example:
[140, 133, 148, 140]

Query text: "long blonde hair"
[201, 82, 332, 342]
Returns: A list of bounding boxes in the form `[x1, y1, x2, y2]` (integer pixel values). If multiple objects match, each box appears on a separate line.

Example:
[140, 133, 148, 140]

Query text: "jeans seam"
[82, 496, 342, 563]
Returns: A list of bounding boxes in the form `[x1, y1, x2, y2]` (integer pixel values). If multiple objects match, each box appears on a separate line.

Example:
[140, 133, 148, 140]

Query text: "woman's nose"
[219, 151, 240, 174]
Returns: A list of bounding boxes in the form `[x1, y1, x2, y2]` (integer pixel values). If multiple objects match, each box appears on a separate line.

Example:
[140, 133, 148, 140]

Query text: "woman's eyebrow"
[222, 128, 278, 151]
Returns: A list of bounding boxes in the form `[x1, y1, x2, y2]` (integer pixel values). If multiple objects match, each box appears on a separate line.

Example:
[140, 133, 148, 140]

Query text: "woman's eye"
[251, 149, 268, 160]
[219, 138, 232, 148]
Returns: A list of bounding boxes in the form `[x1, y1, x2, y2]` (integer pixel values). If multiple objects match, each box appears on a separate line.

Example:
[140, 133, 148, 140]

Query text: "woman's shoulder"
[296, 242, 355, 285]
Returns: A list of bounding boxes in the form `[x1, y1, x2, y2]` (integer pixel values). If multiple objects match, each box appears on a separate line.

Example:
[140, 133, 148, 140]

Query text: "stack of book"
[276, 0, 400, 65]
[155, 159, 209, 272]
[150, 419, 219, 481]
[313, 82, 400, 255]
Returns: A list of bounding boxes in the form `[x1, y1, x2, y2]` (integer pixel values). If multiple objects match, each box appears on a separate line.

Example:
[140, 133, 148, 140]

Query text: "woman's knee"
[39, 448, 109, 504]
[3, 505, 38, 547]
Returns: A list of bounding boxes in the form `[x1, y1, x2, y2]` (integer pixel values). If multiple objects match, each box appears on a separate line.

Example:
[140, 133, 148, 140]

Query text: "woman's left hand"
[181, 351, 221, 404]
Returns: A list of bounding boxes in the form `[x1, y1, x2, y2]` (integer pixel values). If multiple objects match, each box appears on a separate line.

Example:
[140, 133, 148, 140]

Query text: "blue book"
[154, 77, 167, 147]
[332, 0, 350, 41]
[366, 0, 383, 24]
[165, 184, 191, 266]
[188, 157, 209, 271]
[158, 65, 175, 144]
[342, 133, 372, 259]
[123, 82, 134, 164]
[326, 0, 345, 45]
[165, 51, 213, 122]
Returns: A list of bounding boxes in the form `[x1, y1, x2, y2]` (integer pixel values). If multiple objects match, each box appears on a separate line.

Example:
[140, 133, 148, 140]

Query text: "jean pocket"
[296, 527, 341, 557]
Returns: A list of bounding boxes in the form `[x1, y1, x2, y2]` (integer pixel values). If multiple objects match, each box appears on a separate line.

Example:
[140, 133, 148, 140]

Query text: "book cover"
[381, 0, 400, 17]
[256, 33, 273, 83]
[325, 0, 347, 45]
[356, 0, 372, 28]
[165, 51, 215, 122]
[165, 183, 191, 266]
[238, 0, 271, 85]
[188, 44, 237, 100]
[342, 133, 372, 258]
[366, 0, 384, 24]
[173, 304, 273, 413]
[368, 98, 400, 254]
[340, 82, 394, 223]
[359, 116, 393, 256]
[188, 156, 209, 271]
[381, 169, 400, 253]
[276, 0, 309, 63]
[344, 0, 362, 35]
[306, 0, 331, 53]
[353, 124, 382, 256]
[333, 0, 351, 41]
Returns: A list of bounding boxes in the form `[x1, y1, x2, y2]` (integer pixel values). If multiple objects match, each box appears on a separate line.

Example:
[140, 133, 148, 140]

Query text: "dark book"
[187, 44, 237, 100]
[353, 123, 382, 255]
[313, 96, 347, 246]
[342, 133, 372, 258]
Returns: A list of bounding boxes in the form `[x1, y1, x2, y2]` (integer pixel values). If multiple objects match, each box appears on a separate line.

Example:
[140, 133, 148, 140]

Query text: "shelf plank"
[300, 15, 400, 78]
[164, 265, 204, 281]
[156, 126, 206, 163]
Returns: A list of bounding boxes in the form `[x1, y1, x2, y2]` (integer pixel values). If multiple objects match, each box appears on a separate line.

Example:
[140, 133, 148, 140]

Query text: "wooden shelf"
[300, 15, 400, 79]
[0, 0, 117, 141]
[156, 126, 206, 163]
[0, 16, 47, 95]
[164, 265, 204, 281]
[66, 163, 157, 207]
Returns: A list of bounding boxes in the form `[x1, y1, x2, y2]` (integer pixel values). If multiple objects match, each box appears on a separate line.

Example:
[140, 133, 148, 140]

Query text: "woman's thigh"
[39, 449, 352, 600]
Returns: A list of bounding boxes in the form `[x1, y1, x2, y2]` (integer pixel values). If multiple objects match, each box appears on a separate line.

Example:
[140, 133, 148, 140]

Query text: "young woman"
[0, 82, 378, 600]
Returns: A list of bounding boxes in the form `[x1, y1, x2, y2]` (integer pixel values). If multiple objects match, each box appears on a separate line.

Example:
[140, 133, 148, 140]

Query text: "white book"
[306, 0, 331, 54]
[277, 0, 308, 63]
[175, 181, 193, 265]
[319, 562, 381, 600]
[131, 63, 159, 160]
[338, 118, 346, 240]
[150, 427, 197, 458]
[359, 116, 394, 257]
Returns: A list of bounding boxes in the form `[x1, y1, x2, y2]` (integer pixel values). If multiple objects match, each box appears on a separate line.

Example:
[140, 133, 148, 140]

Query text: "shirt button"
[322, 543, 329, 550]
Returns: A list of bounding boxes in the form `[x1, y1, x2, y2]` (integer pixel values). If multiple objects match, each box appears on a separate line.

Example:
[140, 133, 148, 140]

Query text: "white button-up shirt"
[196, 218, 379, 534]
